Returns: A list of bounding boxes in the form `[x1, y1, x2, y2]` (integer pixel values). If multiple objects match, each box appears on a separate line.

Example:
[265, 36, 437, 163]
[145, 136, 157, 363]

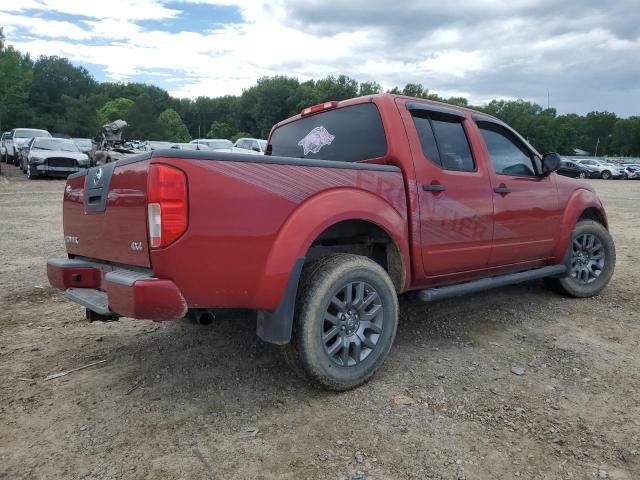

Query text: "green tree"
[58, 94, 102, 137]
[0, 46, 33, 131]
[30, 56, 95, 118]
[158, 108, 191, 142]
[358, 81, 382, 96]
[97, 97, 135, 125]
[126, 94, 163, 140]
[206, 121, 234, 139]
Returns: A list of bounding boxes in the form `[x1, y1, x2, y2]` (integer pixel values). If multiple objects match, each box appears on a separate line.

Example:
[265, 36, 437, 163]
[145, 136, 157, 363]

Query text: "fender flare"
[553, 188, 607, 262]
[255, 188, 409, 344]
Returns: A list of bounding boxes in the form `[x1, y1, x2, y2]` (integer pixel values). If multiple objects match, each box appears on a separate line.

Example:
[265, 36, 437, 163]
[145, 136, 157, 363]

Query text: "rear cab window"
[269, 103, 387, 162]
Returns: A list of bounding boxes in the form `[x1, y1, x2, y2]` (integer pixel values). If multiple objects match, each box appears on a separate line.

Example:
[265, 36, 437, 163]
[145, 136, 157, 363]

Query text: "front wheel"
[26, 163, 38, 179]
[545, 220, 615, 297]
[600, 170, 611, 180]
[578, 171, 588, 179]
[287, 254, 398, 391]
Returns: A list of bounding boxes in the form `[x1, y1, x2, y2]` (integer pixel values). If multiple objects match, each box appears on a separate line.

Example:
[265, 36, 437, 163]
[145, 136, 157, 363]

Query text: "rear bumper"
[47, 258, 187, 321]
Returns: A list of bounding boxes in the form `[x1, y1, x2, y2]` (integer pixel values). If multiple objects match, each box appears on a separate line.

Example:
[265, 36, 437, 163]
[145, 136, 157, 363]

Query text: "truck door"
[398, 100, 494, 277]
[472, 115, 561, 267]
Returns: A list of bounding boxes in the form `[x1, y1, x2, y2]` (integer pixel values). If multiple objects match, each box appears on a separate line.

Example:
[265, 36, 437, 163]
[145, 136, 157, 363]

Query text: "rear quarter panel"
[149, 157, 409, 311]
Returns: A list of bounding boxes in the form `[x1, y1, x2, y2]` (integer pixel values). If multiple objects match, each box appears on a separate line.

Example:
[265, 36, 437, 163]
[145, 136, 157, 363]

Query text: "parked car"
[5, 128, 51, 165]
[621, 164, 640, 179]
[47, 94, 615, 391]
[0, 131, 10, 163]
[557, 160, 594, 179]
[169, 143, 211, 151]
[146, 141, 173, 151]
[233, 137, 267, 154]
[25, 137, 89, 179]
[73, 138, 94, 164]
[190, 138, 234, 150]
[575, 159, 624, 179]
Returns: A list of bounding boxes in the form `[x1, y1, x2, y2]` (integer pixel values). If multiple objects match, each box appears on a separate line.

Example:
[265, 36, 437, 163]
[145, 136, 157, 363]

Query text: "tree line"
[1, 45, 639, 155]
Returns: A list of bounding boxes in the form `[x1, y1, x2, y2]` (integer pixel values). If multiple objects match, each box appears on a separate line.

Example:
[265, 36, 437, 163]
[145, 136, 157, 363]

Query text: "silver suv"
[575, 159, 623, 179]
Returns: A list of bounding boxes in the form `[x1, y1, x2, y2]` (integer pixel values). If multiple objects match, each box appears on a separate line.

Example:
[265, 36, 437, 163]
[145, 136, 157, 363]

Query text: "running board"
[418, 264, 567, 302]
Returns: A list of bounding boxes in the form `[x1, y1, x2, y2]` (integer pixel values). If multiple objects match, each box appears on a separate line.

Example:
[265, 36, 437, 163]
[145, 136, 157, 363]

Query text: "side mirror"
[541, 152, 561, 176]
[252, 146, 260, 152]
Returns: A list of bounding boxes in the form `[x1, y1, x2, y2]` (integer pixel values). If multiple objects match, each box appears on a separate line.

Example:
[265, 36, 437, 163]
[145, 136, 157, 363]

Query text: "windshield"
[74, 139, 92, 149]
[16, 129, 50, 139]
[33, 138, 79, 152]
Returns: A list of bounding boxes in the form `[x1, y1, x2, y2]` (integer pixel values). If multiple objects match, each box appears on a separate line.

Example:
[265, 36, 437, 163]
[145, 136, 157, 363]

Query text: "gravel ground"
[1, 163, 639, 480]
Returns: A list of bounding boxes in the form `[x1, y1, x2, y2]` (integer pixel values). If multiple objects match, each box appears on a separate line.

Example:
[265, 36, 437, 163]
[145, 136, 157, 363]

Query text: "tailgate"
[63, 159, 151, 267]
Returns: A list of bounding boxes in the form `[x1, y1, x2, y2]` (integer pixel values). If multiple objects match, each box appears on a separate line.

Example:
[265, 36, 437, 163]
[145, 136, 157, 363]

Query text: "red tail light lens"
[147, 164, 188, 248]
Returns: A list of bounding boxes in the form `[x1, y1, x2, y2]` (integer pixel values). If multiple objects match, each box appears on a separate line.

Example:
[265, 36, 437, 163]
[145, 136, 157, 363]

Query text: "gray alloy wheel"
[600, 170, 611, 179]
[570, 233, 605, 285]
[544, 220, 615, 298]
[285, 254, 399, 391]
[578, 171, 587, 179]
[322, 281, 384, 367]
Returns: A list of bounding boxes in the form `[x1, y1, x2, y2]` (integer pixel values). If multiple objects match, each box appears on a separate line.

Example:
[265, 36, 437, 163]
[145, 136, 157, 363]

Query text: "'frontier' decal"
[297, 126, 335, 155]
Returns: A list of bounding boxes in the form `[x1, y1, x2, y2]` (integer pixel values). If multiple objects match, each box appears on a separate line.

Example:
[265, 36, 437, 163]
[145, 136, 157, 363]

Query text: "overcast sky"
[1, 0, 639, 116]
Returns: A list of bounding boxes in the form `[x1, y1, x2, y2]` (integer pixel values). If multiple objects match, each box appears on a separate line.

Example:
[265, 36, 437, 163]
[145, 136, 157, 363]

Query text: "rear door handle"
[423, 184, 447, 192]
[493, 186, 511, 195]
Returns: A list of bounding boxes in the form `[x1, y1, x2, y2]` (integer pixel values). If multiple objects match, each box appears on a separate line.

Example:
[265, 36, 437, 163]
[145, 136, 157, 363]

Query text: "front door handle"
[423, 184, 447, 192]
[493, 186, 511, 195]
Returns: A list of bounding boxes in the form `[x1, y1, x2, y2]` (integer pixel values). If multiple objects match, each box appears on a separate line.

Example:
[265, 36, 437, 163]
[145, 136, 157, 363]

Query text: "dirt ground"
[0, 163, 639, 480]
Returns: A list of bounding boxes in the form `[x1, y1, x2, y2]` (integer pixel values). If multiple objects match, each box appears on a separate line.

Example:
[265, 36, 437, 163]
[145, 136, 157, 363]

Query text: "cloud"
[1, 0, 639, 115]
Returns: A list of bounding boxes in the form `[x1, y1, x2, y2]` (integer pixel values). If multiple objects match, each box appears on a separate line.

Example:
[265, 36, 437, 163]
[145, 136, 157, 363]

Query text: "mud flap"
[256, 257, 305, 345]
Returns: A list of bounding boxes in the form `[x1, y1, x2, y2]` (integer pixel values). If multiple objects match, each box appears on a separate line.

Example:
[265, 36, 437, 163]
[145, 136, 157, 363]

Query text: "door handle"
[423, 184, 447, 192]
[493, 186, 511, 195]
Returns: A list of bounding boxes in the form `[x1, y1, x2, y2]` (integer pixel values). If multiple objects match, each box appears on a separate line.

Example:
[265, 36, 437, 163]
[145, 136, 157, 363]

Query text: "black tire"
[286, 254, 399, 391]
[7, 154, 14, 165]
[600, 170, 611, 180]
[545, 220, 615, 298]
[26, 163, 38, 179]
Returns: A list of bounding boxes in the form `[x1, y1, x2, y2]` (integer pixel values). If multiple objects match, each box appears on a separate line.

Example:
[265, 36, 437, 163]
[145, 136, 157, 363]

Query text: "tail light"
[147, 164, 188, 248]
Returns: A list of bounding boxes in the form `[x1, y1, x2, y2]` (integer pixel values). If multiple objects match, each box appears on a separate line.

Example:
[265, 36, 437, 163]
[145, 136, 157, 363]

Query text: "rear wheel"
[286, 254, 398, 391]
[545, 220, 615, 297]
[600, 170, 611, 180]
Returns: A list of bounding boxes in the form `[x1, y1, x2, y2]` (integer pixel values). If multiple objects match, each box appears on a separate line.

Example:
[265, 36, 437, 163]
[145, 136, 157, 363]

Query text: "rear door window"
[411, 111, 475, 172]
[270, 103, 387, 162]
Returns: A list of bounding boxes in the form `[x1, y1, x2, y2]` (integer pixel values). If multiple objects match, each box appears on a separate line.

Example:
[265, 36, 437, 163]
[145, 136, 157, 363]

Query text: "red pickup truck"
[48, 94, 615, 390]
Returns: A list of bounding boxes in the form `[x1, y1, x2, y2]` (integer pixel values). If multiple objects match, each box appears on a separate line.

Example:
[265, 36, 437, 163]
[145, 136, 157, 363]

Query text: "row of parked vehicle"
[146, 137, 268, 154]
[0, 129, 93, 179]
[557, 158, 640, 180]
[3, 125, 637, 183]
[0, 127, 268, 179]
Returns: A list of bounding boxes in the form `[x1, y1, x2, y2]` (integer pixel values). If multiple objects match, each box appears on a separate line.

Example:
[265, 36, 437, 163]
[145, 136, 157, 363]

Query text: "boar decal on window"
[298, 126, 335, 156]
